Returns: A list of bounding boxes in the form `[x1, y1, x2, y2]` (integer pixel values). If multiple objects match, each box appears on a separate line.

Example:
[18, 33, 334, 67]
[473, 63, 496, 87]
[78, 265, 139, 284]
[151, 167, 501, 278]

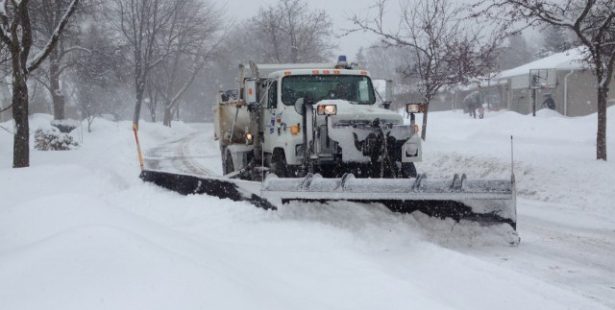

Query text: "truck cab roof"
[268, 68, 371, 79]
[243, 63, 370, 79]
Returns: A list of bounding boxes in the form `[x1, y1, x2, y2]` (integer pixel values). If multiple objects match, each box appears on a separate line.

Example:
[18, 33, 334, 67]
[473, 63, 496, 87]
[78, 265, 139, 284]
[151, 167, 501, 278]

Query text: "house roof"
[497, 47, 588, 79]
[438, 47, 589, 93]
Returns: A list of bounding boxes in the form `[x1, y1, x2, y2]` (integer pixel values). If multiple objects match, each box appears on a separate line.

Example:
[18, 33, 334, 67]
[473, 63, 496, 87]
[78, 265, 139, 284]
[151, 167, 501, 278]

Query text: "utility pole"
[531, 74, 539, 117]
[531, 88, 537, 117]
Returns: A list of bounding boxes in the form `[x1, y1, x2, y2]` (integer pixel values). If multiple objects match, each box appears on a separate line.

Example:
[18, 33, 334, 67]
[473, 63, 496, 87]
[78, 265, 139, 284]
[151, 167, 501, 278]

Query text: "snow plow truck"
[141, 56, 518, 235]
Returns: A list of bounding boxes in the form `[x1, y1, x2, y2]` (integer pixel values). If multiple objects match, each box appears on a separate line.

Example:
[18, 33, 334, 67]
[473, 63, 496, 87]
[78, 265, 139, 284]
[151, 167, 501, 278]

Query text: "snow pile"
[50, 119, 81, 133]
[420, 108, 615, 218]
[1, 109, 614, 309]
[535, 107, 564, 118]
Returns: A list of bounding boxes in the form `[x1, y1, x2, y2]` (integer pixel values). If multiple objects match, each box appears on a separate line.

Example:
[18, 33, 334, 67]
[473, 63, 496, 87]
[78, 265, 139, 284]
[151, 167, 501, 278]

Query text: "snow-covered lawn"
[1, 109, 614, 309]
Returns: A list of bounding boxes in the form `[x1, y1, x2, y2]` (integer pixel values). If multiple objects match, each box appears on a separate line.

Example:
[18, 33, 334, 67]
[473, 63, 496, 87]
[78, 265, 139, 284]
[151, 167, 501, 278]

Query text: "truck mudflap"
[261, 173, 517, 230]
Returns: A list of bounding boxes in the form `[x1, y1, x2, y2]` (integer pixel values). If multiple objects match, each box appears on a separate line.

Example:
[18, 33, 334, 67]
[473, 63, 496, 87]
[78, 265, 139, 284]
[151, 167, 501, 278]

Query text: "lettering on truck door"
[263, 80, 278, 152]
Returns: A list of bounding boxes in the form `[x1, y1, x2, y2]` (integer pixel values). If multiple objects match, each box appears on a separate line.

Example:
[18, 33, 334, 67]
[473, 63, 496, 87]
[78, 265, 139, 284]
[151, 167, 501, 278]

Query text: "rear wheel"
[270, 149, 288, 177]
[401, 162, 417, 178]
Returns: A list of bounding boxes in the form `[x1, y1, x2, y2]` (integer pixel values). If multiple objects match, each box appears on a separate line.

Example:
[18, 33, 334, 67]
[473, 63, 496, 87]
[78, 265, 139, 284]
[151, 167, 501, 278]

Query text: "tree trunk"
[421, 103, 430, 141]
[290, 45, 298, 63]
[133, 78, 145, 126]
[163, 104, 172, 127]
[12, 72, 30, 168]
[596, 86, 608, 160]
[146, 85, 157, 122]
[50, 51, 66, 120]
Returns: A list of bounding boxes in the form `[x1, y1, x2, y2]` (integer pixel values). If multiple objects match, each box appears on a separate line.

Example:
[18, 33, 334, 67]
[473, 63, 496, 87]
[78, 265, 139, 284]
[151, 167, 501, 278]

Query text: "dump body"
[213, 99, 250, 144]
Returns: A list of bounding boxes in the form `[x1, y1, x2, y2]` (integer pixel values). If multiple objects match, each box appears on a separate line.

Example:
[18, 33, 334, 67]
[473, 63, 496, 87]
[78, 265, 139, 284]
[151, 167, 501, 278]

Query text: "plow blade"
[140, 169, 276, 210]
[140, 169, 516, 230]
[262, 173, 517, 230]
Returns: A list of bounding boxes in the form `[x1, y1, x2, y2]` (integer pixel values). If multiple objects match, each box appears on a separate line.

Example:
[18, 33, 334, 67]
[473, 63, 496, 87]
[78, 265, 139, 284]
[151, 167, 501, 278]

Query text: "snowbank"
[1, 109, 614, 309]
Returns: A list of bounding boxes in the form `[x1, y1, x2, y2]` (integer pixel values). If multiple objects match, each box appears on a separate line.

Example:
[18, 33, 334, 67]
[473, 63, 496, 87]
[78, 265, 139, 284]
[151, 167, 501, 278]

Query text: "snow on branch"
[26, 0, 79, 73]
[0, 0, 11, 45]
[60, 45, 92, 57]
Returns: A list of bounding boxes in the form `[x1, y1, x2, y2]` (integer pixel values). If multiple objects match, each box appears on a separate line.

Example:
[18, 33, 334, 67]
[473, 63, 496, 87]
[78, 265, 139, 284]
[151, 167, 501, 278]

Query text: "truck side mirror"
[294, 97, 314, 115]
[294, 98, 305, 115]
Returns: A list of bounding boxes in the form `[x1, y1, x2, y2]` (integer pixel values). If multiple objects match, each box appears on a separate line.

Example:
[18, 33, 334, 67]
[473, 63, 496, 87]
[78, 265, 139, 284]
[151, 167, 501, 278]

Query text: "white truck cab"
[215, 58, 422, 179]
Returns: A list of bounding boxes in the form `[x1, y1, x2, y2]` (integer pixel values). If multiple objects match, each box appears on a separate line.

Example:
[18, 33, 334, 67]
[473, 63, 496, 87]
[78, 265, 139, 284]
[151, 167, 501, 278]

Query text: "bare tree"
[539, 24, 572, 57]
[476, 0, 614, 160]
[29, 0, 92, 120]
[0, 0, 79, 168]
[110, 0, 175, 129]
[0, 43, 10, 116]
[250, 0, 335, 63]
[497, 32, 533, 70]
[364, 45, 411, 80]
[151, 0, 222, 127]
[72, 24, 127, 131]
[144, 78, 160, 122]
[351, 0, 500, 140]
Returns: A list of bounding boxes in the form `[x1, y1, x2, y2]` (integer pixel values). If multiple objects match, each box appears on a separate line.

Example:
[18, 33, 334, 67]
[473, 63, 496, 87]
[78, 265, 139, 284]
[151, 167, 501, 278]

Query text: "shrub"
[50, 119, 80, 133]
[34, 128, 79, 151]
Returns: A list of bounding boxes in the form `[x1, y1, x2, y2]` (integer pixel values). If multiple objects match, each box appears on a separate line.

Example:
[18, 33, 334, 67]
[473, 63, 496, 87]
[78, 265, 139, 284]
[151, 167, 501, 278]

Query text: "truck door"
[262, 80, 278, 153]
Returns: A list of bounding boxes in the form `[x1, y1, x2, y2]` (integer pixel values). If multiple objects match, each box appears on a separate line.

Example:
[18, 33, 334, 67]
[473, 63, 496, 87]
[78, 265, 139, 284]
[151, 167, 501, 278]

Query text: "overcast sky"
[222, 0, 382, 61]
[222, 0, 543, 64]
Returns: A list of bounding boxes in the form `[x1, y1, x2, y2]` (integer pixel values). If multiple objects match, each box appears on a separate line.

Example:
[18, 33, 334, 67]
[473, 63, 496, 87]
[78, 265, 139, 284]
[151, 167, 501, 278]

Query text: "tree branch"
[27, 0, 79, 73]
[0, 102, 12, 113]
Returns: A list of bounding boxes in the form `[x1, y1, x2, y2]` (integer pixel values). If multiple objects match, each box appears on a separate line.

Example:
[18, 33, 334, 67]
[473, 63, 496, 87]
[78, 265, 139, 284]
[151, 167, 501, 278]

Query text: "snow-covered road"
[145, 118, 615, 309]
[1, 110, 614, 309]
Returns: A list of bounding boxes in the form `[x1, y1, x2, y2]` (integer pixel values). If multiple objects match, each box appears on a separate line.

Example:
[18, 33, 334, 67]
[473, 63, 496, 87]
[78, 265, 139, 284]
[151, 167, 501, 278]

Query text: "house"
[429, 47, 615, 116]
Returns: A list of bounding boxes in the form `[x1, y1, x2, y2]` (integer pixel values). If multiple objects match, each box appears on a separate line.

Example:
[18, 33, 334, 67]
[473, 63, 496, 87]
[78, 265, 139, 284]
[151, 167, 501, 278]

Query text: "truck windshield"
[281, 75, 376, 106]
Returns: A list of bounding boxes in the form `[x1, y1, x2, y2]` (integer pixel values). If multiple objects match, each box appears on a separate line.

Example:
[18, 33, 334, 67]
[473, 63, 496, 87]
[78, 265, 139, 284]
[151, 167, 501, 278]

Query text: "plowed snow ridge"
[1, 109, 613, 310]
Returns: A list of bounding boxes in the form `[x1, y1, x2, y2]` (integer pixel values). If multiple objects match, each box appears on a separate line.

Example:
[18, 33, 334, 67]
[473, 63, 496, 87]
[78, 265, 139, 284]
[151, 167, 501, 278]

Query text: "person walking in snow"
[542, 94, 556, 110]
[463, 90, 483, 119]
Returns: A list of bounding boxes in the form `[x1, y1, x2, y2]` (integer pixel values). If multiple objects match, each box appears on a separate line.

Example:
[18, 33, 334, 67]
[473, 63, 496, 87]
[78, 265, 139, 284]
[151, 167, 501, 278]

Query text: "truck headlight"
[317, 104, 337, 115]
[245, 132, 253, 144]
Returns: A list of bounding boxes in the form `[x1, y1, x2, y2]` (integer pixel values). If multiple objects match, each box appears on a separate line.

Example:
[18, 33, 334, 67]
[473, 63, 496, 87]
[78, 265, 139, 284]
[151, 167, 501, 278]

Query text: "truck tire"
[223, 149, 234, 175]
[270, 149, 288, 177]
[401, 162, 417, 178]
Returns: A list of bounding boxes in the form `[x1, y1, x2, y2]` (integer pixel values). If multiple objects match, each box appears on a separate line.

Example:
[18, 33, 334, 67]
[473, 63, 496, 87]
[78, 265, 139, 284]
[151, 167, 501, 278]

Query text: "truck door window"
[267, 81, 277, 109]
[358, 80, 369, 102]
